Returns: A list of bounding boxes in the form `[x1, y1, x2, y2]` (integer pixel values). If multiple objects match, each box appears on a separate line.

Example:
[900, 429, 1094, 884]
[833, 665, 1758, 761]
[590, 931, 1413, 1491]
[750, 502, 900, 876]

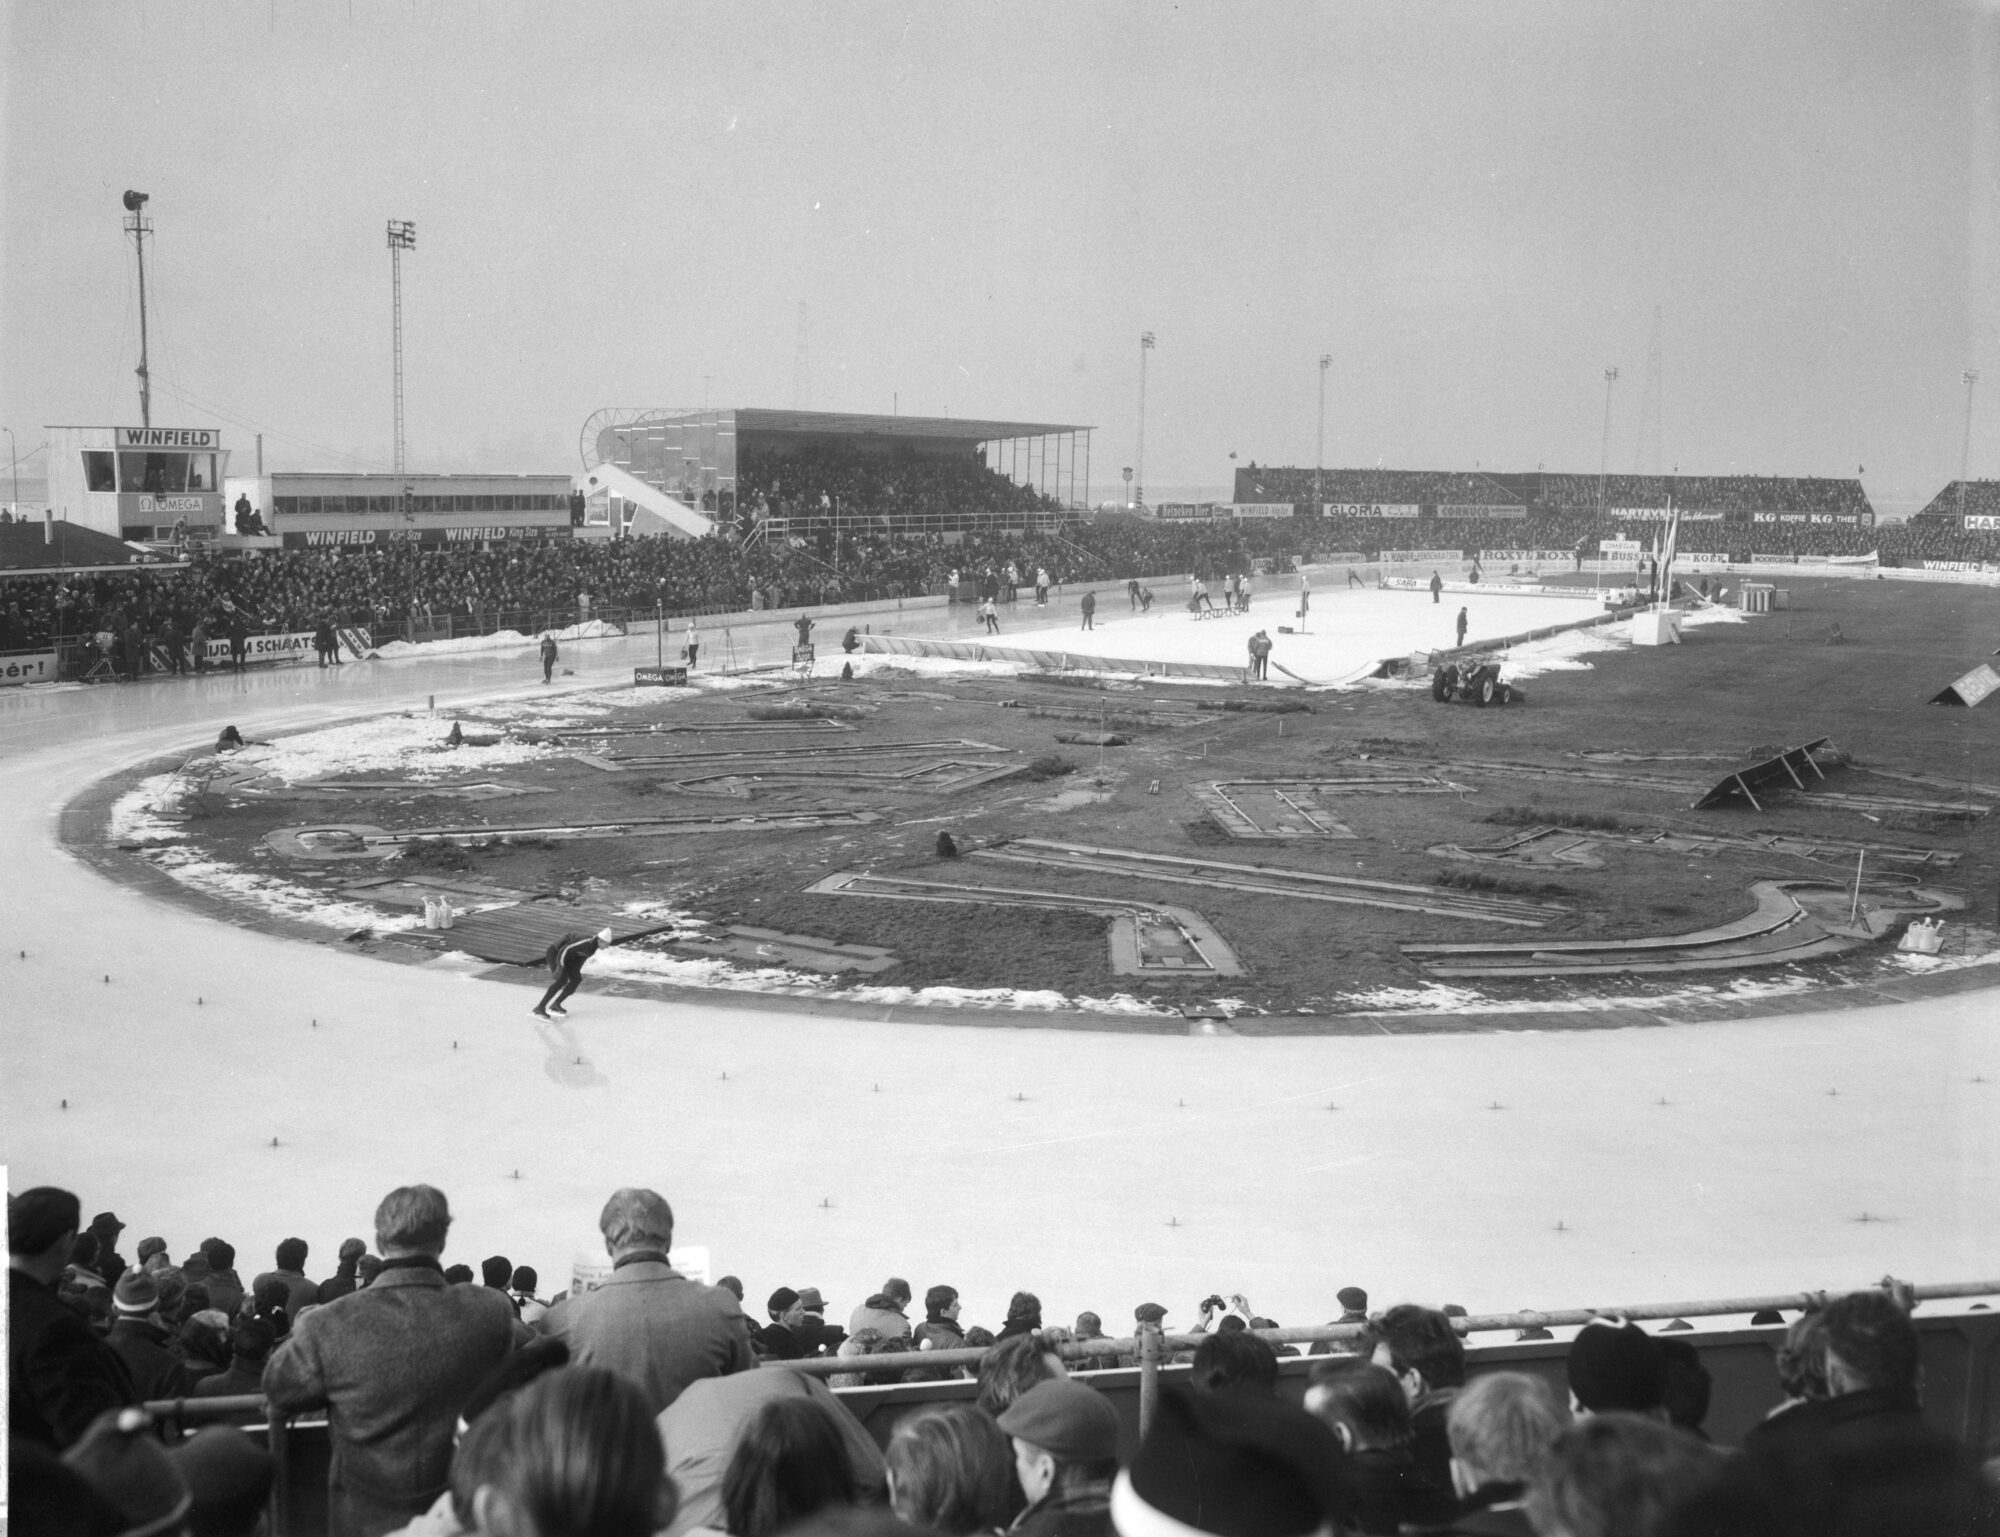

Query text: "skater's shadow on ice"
[535, 1019, 608, 1090]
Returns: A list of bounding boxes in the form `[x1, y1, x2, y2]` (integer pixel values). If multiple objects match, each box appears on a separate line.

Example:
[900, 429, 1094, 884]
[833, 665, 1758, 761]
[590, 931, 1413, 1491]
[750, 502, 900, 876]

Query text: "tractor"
[1430, 656, 1522, 706]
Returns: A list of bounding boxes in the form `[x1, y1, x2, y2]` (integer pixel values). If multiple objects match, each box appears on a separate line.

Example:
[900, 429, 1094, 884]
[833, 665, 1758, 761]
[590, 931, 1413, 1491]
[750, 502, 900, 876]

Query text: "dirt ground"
[146, 575, 2000, 1014]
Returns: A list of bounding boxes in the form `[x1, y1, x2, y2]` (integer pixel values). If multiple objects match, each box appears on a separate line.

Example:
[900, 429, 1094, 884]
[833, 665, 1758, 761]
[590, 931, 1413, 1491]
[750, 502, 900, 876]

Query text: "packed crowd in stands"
[4, 444, 2000, 663]
[1917, 481, 2000, 520]
[13, 1180, 2000, 1537]
[736, 444, 1061, 527]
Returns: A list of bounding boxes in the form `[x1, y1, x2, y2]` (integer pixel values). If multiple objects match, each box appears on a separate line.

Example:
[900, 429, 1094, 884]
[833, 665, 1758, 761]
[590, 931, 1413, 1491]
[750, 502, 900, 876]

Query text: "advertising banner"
[1600, 538, 1642, 556]
[1324, 503, 1419, 518]
[1231, 503, 1296, 519]
[1610, 507, 1670, 521]
[1381, 548, 1465, 563]
[1678, 553, 1728, 566]
[1753, 512, 1810, 524]
[0, 650, 60, 687]
[1154, 503, 1218, 520]
[196, 628, 373, 666]
[1480, 550, 1578, 563]
[633, 666, 689, 687]
[1966, 515, 2000, 531]
[1925, 560, 1993, 573]
[1437, 504, 1526, 520]
[282, 525, 573, 548]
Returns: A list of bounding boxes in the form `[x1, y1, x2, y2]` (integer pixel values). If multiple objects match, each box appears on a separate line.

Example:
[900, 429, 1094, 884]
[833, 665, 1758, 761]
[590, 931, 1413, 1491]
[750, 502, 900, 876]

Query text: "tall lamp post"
[386, 220, 417, 520]
[122, 192, 153, 428]
[1597, 365, 1619, 520]
[4, 426, 19, 523]
[1136, 332, 1155, 509]
[1961, 369, 1980, 523]
[1316, 353, 1332, 508]
[1122, 466, 1134, 510]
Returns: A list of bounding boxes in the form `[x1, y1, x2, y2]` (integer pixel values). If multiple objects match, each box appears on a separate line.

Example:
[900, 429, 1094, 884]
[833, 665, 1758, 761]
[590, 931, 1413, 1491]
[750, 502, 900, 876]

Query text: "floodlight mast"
[1136, 332, 1155, 509]
[387, 221, 418, 490]
[1316, 353, 1332, 507]
[1961, 369, 1980, 524]
[123, 192, 153, 428]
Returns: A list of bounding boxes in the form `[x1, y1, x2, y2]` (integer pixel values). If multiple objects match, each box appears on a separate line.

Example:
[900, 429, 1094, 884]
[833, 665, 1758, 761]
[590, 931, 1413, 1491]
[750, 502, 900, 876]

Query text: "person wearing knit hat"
[61, 1407, 193, 1537]
[1565, 1321, 1667, 1417]
[758, 1287, 808, 1360]
[136, 1236, 169, 1270]
[10, 1185, 136, 1450]
[533, 926, 618, 1019]
[995, 1378, 1123, 1536]
[107, 1270, 194, 1402]
[1112, 1384, 1344, 1537]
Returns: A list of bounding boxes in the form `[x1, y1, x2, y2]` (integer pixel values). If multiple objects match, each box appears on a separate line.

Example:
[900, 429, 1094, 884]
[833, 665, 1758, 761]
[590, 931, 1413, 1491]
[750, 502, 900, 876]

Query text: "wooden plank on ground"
[445, 903, 675, 965]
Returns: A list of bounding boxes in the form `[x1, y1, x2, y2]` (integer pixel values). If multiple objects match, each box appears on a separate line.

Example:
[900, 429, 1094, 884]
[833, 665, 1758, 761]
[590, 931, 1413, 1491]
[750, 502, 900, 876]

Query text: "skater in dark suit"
[1455, 607, 1469, 648]
[534, 927, 614, 1019]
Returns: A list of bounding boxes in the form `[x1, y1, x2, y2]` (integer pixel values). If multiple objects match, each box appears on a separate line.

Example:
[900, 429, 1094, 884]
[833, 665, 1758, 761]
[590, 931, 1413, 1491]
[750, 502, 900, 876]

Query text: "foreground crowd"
[13, 1182, 2000, 1537]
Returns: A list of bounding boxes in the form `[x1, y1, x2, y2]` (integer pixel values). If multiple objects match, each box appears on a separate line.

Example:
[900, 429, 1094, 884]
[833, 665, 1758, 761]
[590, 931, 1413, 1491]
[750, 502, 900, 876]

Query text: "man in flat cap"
[995, 1377, 1123, 1536]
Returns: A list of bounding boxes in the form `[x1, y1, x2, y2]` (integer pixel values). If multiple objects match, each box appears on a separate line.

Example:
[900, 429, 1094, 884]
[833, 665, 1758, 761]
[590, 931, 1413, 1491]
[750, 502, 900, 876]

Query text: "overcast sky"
[4, 1, 1996, 511]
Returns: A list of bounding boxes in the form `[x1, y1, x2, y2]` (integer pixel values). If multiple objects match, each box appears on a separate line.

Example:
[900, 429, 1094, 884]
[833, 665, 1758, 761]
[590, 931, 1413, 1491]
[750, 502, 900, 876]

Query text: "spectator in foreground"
[1114, 1382, 1345, 1537]
[975, 1331, 1065, 1417]
[263, 1183, 526, 1537]
[254, 1236, 320, 1317]
[472, 1366, 674, 1537]
[913, 1284, 966, 1353]
[1438, 1371, 1568, 1536]
[884, 1404, 1015, 1536]
[105, 1270, 193, 1401]
[1699, 1288, 2000, 1536]
[199, 1239, 246, 1317]
[194, 1318, 275, 1398]
[850, 1278, 914, 1339]
[1524, 1415, 1718, 1537]
[998, 1290, 1044, 1341]
[1655, 1337, 1712, 1440]
[1567, 1320, 1667, 1418]
[717, 1397, 860, 1537]
[1190, 1330, 1279, 1397]
[317, 1237, 369, 1304]
[9, 1185, 135, 1448]
[1304, 1356, 1419, 1535]
[509, 1265, 550, 1327]
[541, 1187, 754, 1413]
[658, 1355, 887, 1537]
[995, 1378, 1122, 1537]
[1365, 1304, 1466, 1522]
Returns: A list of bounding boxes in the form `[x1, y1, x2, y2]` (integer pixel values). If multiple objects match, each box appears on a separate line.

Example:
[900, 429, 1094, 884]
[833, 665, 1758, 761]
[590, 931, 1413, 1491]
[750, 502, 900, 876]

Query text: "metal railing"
[138, 1278, 2000, 1537]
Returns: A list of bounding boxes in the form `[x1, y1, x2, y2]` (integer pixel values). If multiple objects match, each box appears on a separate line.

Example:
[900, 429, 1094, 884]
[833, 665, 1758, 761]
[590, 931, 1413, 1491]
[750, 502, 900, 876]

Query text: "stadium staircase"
[575, 463, 714, 540]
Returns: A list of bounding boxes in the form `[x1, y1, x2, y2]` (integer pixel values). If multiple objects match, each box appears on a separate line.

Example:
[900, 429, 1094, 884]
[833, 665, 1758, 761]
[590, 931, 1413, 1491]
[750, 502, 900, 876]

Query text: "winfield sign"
[119, 427, 219, 448]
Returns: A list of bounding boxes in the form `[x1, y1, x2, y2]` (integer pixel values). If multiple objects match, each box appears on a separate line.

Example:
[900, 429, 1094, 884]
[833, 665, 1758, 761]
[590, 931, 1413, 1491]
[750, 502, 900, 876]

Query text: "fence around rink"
[142, 1279, 2000, 1537]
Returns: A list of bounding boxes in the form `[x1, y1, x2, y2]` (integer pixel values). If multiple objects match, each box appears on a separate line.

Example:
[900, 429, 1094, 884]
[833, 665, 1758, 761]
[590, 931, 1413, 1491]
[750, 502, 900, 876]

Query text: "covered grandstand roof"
[734, 408, 1087, 442]
[0, 519, 149, 571]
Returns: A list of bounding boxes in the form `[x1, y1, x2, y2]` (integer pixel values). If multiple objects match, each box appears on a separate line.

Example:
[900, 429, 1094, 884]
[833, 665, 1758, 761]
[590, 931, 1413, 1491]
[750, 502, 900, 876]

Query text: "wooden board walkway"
[444, 903, 677, 966]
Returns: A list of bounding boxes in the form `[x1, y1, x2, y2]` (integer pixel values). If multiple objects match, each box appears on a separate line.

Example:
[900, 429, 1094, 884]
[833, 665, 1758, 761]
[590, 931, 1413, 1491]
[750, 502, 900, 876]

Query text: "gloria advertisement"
[0, 651, 60, 688]
[1323, 503, 1420, 518]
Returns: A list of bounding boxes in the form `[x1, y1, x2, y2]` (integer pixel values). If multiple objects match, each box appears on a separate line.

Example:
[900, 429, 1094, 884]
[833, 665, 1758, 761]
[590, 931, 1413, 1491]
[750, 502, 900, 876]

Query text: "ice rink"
[4, 609, 1996, 1331]
[976, 577, 1603, 682]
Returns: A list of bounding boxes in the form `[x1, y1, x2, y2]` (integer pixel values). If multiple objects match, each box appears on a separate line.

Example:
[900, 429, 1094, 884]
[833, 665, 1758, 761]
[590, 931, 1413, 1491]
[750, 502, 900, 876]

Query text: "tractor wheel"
[1432, 669, 1455, 702]
[1496, 683, 1515, 705]
[1474, 675, 1495, 707]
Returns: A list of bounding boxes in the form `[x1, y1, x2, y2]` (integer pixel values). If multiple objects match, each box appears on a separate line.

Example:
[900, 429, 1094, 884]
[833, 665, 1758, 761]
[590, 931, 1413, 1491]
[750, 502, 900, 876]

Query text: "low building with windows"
[43, 424, 229, 541]
[258, 472, 581, 549]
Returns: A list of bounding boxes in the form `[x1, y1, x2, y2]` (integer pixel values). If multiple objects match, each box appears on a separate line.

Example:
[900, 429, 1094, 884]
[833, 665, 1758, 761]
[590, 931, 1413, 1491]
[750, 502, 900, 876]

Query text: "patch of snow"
[144, 846, 423, 934]
[218, 715, 558, 786]
[107, 773, 187, 843]
[366, 619, 624, 661]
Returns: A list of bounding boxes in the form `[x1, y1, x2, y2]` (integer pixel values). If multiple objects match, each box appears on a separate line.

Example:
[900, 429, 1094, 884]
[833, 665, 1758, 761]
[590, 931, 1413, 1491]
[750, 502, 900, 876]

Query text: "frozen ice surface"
[4, 612, 1996, 1331]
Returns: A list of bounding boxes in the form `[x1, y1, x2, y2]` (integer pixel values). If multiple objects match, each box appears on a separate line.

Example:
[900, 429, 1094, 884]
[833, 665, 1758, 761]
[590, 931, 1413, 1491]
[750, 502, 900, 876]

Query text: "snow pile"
[367, 619, 625, 661]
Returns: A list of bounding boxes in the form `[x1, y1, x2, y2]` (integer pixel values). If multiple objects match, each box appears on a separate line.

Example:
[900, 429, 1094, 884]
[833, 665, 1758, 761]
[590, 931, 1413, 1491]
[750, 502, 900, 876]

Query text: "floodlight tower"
[1597, 365, 1620, 517]
[1961, 369, 1980, 522]
[1316, 353, 1332, 507]
[1136, 332, 1155, 509]
[122, 192, 154, 427]
[386, 221, 417, 484]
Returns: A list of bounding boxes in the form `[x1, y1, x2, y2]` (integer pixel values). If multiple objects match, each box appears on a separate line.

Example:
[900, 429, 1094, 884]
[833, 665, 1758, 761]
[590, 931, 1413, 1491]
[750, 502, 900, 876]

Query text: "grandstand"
[580, 407, 1092, 535]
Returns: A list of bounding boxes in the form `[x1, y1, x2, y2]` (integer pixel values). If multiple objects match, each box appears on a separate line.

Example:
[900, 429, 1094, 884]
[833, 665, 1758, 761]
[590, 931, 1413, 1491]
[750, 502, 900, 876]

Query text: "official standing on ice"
[539, 632, 559, 683]
[1455, 607, 1469, 648]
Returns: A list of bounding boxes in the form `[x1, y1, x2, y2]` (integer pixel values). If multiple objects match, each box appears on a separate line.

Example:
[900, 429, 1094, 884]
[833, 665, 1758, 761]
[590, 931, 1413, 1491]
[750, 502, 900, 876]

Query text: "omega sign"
[119, 427, 219, 448]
